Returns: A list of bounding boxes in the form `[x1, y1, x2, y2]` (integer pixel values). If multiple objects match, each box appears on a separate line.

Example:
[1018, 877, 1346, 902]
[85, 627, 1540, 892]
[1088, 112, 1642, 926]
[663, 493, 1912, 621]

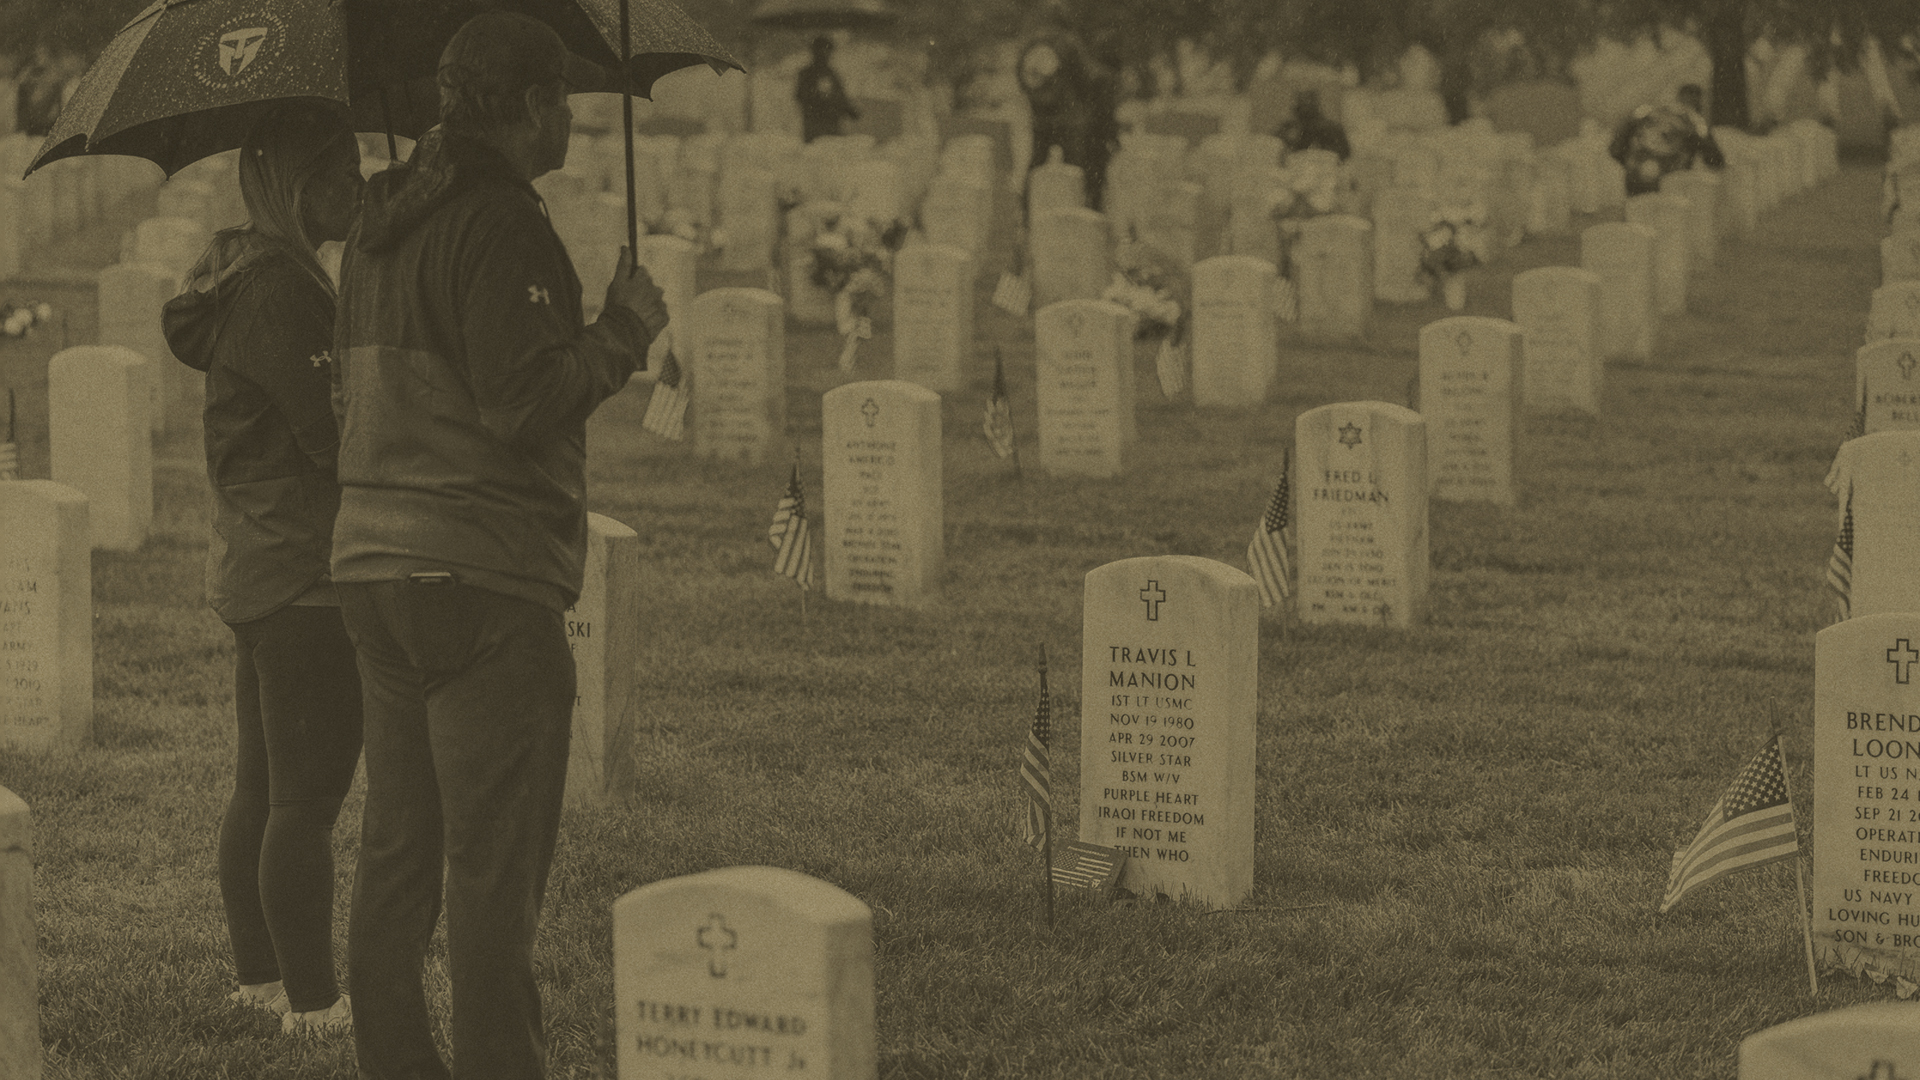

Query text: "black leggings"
[218, 603, 364, 1013]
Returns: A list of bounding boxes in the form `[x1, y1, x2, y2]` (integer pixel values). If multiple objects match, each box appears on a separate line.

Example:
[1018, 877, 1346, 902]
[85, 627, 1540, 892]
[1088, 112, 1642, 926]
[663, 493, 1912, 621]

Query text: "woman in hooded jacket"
[161, 102, 366, 1036]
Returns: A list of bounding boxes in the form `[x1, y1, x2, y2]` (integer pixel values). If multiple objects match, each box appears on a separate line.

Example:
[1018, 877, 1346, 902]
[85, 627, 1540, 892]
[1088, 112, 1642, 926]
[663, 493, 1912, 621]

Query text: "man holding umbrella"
[329, 12, 669, 1078]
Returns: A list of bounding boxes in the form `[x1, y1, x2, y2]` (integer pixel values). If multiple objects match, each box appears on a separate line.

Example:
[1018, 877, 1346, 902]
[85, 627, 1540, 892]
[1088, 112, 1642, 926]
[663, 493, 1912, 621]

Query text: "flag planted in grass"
[769, 461, 812, 590]
[1827, 489, 1854, 622]
[1020, 645, 1051, 849]
[1248, 451, 1293, 607]
[1051, 840, 1127, 893]
[1155, 335, 1187, 399]
[0, 388, 15, 481]
[993, 270, 1032, 317]
[1660, 734, 1801, 914]
[642, 350, 690, 441]
[983, 350, 1016, 459]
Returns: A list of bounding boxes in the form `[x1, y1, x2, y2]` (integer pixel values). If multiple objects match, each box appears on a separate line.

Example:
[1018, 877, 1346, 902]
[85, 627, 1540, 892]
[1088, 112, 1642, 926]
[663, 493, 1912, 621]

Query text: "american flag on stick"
[1846, 377, 1867, 443]
[1828, 488, 1854, 622]
[1247, 451, 1294, 607]
[1659, 734, 1801, 914]
[641, 348, 689, 441]
[0, 388, 16, 481]
[1020, 645, 1051, 850]
[769, 460, 812, 591]
[983, 349, 1017, 460]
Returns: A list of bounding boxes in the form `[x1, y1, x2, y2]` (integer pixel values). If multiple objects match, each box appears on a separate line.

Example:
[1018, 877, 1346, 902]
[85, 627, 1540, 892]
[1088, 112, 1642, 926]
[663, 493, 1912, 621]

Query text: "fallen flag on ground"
[1051, 841, 1127, 894]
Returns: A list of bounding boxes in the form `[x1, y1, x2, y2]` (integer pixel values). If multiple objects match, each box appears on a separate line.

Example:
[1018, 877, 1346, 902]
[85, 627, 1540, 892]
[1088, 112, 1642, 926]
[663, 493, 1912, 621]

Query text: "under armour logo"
[219, 28, 268, 76]
[528, 285, 551, 305]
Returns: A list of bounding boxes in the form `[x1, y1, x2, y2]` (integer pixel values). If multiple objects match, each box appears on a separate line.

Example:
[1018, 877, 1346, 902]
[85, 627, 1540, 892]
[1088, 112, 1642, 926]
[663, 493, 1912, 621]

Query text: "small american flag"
[0, 388, 15, 481]
[1051, 841, 1127, 893]
[1828, 488, 1854, 622]
[1020, 645, 1051, 849]
[983, 350, 1016, 459]
[769, 461, 812, 590]
[993, 270, 1032, 317]
[1154, 335, 1187, 399]
[1846, 378, 1868, 443]
[1247, 451, 1293, 607]
[1660, 734, 1801, 914]
[641, 349, 689, 441]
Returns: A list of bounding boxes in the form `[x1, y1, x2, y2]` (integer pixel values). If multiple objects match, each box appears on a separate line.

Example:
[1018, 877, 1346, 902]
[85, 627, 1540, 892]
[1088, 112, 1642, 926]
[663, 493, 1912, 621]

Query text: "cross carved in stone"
[1889, 639, 1920, 685]
[1140, 580, 1166, 621]
[697, 913, 737, 977]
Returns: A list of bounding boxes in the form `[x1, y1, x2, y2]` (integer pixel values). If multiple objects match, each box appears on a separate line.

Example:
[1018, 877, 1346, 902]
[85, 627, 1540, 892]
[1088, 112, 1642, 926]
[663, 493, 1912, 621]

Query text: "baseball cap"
[439, 11, 613, 102]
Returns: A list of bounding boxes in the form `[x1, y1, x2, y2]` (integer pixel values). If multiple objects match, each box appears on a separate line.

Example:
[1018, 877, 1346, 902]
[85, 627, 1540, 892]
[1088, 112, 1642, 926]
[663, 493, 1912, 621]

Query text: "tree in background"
[0, 0, 146, 73]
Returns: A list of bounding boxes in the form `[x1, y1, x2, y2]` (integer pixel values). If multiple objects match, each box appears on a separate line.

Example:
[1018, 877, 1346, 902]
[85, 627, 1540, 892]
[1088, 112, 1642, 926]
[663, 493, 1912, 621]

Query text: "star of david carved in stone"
[1338, 422, 1363, 448]
[861, 398, 880, 427]
[697, 913, 737, 977]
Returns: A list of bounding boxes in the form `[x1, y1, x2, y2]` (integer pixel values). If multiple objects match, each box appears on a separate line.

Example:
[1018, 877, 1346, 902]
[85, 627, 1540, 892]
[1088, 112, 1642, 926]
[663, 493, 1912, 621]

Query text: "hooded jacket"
[162, 234, 341, 624]
[330, 131, 650, 613]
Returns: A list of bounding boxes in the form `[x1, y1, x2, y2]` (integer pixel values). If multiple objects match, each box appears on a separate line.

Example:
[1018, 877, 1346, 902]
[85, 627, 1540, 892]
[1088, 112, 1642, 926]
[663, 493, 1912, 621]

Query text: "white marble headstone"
[48, 347, 152, 553]
[1293, 214, 1373, 342]
[1034, 299, 1135, 478]
[1030, 208, 1111, 310]
[1079, 555, 1256, 911]
[1624, 193, 1690, 316]
[890, 244, 974, 394]
[1190, 255, 1279, 408]
[1511, 267, 1602, 416]
[1293, 402, 1429, 628]
[1856, 339, 1920, 435]
[1739, 1002, 1920, 1080]
[686, 289, 786, 465]
[1418, 316, 1524, 505]
[1581, 222, 1656, 360]
[564, 513, 639, 808]
[1868, 282, 1920, 343]
[822, 381, 943, 608]
[1884, 233, 1920, 287]
[0, 482, 91, 753]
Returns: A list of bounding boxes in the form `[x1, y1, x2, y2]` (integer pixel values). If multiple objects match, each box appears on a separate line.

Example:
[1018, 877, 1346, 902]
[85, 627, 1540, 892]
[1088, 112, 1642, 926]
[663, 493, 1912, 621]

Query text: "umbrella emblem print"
[219, 27, 268, 76]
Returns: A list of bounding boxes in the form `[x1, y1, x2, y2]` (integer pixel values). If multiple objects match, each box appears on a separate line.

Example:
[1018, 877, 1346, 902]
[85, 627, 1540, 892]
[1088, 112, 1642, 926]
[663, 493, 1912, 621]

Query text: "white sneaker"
[282, 993, 352, 1036]
[228, 981, 290, 1017]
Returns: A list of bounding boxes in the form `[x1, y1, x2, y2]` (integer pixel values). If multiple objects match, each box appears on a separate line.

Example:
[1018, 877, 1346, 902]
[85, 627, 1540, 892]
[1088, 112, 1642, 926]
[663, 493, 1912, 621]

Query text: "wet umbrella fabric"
[28, 0, 741, 179]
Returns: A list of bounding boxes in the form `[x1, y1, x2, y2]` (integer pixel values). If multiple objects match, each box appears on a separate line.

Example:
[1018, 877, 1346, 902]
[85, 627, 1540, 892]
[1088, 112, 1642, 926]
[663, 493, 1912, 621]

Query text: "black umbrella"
[26, 0, 742, 178]
[747, 0, 897, 32]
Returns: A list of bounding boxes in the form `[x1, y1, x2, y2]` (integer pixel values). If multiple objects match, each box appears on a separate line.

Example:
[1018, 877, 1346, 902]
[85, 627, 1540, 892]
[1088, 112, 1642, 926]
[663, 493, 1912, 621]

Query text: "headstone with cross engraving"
[687, 289, 786, 466]
[1856, 340, 1920, 436]
[612, 865, 875, 1080]
[1581, 222, 1656, 361]
[1739, 1002, 1920, 1080]
[1293, 214, 1373, 343]
[1511, 267, 1602, 416]
[1624, 193, 1690, 316]
[0, 482, 92, 753]
[890, 244, 974, 394]
[1292, 402, 1429, 629]
[1868, 283, 1920, 344]
[1418, 317, 1524, 505]
[1034, 299, 1136, 478]
[1810, 614, 1920, 989]
[1885, 233, 1920, 287]
[563, 513, 639, 808]
[48, 347, 152, 553]
[1078, 556, 1257, 911]
[821, 381, 942, 608]
[1189, 256, 1279, 408]
[1030, 208, 1111, 311]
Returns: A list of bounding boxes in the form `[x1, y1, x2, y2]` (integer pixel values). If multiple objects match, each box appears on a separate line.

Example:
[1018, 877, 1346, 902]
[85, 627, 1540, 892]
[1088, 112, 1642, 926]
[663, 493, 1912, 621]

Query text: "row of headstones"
[0, 134, 172, 278]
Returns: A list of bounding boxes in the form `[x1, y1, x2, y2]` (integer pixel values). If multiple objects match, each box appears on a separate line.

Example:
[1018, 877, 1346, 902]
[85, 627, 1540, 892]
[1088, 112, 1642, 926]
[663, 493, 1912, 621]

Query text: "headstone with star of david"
[1034, 299, 1136, 477]
[686, 288, 786, 466]
[1078, 556, 1257, 910]
[890, 244, 974, 395]
[1839, 432, 1920, 619]
[1417, 316, 1524, 505]
[1292, 402, 1429, 629]
[1740, 1002, 1920, 1080]
[821, 381, 942, 608]
[1624, 192, 1691, 316]
[1293, 214, 1373, 344]
[1810, 613, 1920, 987]
[1189, 255, 1279, 408]
[1884, 233, 1920, 287]
[1580, 222, 1656, 361]
[1856, 340, 1920, 436]
[1868, 282, 1920, 344]
[612, 865, 875, 1080]
[1030, 207, 1112, 311]
[1511, 267, 1602, 417]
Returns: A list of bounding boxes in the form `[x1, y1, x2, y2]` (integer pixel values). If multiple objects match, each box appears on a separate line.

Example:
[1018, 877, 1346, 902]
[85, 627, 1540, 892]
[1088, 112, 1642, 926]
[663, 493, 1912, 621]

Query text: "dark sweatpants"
[219, 603, 364, 1013]
[338, 579, 575, 1080]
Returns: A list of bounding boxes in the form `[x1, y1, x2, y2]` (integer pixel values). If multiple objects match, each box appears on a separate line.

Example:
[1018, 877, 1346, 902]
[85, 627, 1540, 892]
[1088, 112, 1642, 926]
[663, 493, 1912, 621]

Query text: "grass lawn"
[0, 154, 1904, 1079]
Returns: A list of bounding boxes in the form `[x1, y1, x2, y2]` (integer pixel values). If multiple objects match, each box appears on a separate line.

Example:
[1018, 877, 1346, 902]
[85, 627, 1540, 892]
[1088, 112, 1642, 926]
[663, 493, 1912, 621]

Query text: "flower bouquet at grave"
[1104, 240, 1190, 400]
[1417, 202, 1490, 311]
[808, 211, 910, 372]
[1262, 159, 1342, 321]
[1, 300, 54, 340]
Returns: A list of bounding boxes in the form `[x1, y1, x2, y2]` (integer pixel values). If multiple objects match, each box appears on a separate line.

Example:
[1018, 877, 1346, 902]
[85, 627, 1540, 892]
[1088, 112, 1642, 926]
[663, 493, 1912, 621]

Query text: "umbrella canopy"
[29, 0, 743, 178]
[748, 0, 896, 32]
